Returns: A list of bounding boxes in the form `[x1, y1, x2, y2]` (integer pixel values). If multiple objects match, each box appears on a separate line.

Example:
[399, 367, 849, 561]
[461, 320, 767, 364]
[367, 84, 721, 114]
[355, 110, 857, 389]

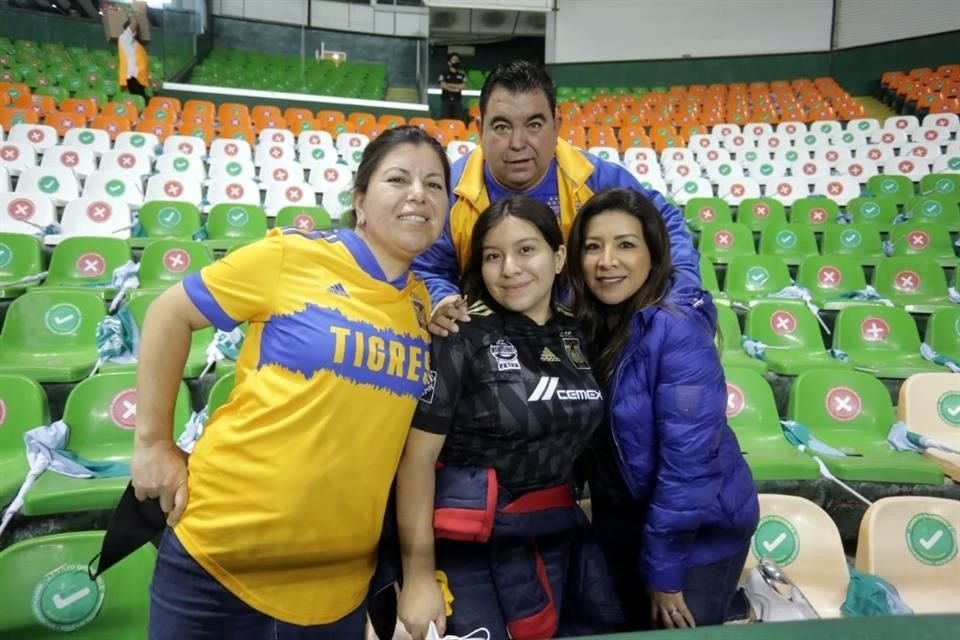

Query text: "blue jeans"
[682, 544, 751, 626]
[593, 507, 749, 629]
[149, 529, 367, 640]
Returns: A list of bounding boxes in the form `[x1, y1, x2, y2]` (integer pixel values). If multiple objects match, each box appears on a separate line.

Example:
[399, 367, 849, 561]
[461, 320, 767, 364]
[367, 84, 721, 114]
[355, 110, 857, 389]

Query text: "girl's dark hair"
[461, 195, 565, 310]
[567, 188, 674, 383]
[350, 126, 451, 217]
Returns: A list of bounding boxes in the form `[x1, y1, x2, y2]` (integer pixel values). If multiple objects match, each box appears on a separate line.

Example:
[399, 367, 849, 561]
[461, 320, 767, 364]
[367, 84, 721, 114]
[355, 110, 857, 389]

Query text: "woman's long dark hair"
[461, 195, 565, 311]
[567, 188, 674, 383]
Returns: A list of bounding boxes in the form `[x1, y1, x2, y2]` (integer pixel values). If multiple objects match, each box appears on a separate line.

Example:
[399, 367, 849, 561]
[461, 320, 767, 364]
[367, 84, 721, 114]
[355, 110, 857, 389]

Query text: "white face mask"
[426, 621, 490, 640]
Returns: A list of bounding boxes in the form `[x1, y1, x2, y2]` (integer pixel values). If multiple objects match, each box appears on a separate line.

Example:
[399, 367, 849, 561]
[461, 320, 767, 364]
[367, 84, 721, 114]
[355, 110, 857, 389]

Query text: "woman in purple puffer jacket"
[567, 188, 759, 631]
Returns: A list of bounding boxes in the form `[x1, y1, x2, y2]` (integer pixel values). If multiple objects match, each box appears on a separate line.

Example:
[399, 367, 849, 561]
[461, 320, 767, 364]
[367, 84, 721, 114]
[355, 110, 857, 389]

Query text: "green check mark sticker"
[906, 514, 957, 566]
[226, 162, 242, 176]
[841, 230, 861, 248]
[39, 176, 60, 194]
[777, 231, 797, 249]
[752, 516, 799, 566]
[0, 242, 10, 268]
[747, 266, 769, 288]
[78, 131, 94, 144]
[173, 157, 190, 172]
[130, 134, 145, 148]
[44, 303, 82, 335]
[31, 566, 105, 632]
[105, 180, 125, 197]
[922, 201, 942, 217]
[227, 207, 249, 227]
[158, 207, 181, 229]
[937, 391, 960, 427]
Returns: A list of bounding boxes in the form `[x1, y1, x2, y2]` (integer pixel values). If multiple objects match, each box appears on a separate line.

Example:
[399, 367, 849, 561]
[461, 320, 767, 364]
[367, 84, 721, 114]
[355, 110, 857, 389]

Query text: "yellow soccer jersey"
[178, 227, 432, 625]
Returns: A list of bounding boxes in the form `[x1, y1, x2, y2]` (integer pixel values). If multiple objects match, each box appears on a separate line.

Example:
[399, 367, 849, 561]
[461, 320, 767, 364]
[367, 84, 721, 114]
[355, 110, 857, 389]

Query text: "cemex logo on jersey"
[528, 376, 602, 402]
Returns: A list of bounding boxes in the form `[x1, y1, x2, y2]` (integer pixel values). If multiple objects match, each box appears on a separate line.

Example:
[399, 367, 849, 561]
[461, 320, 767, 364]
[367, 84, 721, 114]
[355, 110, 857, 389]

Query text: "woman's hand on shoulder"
[398, 574, 447, 640]
[428, 294, 470, 337]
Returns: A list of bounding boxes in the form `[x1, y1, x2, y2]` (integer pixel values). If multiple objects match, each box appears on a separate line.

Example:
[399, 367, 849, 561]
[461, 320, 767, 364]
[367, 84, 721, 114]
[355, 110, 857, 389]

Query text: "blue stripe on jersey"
[258, 303, 429, 397]
[183, 272, 238, 331]
[337, 230, 408, 290]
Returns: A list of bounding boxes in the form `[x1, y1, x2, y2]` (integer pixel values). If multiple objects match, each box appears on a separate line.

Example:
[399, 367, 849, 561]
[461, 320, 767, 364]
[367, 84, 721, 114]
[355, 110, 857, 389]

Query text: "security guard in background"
[439, 53, 466, 121]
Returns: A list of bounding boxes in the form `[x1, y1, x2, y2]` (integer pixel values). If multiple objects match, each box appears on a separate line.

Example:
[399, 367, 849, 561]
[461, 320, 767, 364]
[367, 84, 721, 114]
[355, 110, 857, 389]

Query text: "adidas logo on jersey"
[528, 376, 602, 402]
[327, 282, 349, 298]
[540, 347, 560, 363]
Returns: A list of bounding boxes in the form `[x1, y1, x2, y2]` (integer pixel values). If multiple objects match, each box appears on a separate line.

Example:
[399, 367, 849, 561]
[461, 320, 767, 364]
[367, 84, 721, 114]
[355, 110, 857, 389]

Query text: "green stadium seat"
[684, 197, 732, 231]
[101, 293, 213, 379]
[40, 237, 132, 299]
[722, 368, 818, 480]
[787, 369, 943, 484]
[129, 201, 203, 249]
[795, 255, 874, 310]
[833, 305, 947, 378]
[737, 197, 787, 232]
[0, 290, 105, 382]
[699, 222, 755, 264]
[716, 305, 767, 374]
[925, 308, 960, 362]
[845, 196, 899, 231]
[872, 257, 953, 313]
[887, 224, 957, 267]
[207, 371, 236, 417]
[0, 374, 49, 506]
[820, 224, 886, 267]
[902, 194, 960, 232]
[204, 204, 267, 252]
[724, 255, 793, 305]
[758, 223, 819, 266]
[866, 175, 915, 207]
[0, 232, 44, 299]
[274, 205, 334, 232]
[744, 301, 848, 375]
[134, 239, 213, 294]
[22, 371, 191, 516]
[920, 173, 960, 205]
[0, 531, 154, 638]
[789, 196, 841, 227]
[700, 254, 721, 296]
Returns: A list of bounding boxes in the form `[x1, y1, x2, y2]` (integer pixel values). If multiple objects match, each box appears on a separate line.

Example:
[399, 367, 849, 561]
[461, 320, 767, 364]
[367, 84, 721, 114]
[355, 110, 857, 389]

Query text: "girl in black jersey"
[395, 196, 620, 640]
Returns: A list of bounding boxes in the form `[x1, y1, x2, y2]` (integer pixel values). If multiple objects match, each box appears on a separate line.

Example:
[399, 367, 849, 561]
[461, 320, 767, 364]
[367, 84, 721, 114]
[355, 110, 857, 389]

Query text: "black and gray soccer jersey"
[413, 302, 604, 495]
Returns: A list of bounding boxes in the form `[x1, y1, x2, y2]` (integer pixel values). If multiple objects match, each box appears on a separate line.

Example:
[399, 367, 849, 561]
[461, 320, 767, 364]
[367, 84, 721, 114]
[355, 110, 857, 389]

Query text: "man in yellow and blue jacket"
[412, 61, 700, 330]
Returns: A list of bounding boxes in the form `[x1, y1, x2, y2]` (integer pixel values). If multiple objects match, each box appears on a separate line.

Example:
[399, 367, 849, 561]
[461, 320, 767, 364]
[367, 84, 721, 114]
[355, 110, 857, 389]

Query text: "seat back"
[788, 369, 895, 443]
[144, 175, 203, 205]
[926, 308, 960, 361]
[820, 224, 885, 264]
[903, 194, 960, 229]
[758, 224, 819, 265]
[684, 197, 732, 230]
[867, 175, 915, 206]
[699, 222, 756, 263]
[0, 289, 105, 353]
[0, 373, 49, 495]
[274, 206, 333, 233]
[723, 367, 780, 438]
[789, 197, 840, 226]
[898, 373, 960, 443]
[745, 300, 829, 353]
[206, 178, 261, 208]
[846, 196, 898, 228]
[854, 496, 960, 613]
[206, 204, 268, 242]
[0, 231, 43, 288]
[724, 255, 793, 301]
[16, 166, 80, 206]
[0, 531, 155, 639]
[745, 494, 849, 618]
[137, 201, 202, 240]
[63, 371, 190, 459]
[873, 256, 949, 304]
[834, 305, 924, 359]
[41, 145, 97, 179]
[207, 372, 236, 418]
[737, 197, 787, 231]
[56, 198, 132, 241]
[43, 237, 131, 289]
[795, 255, 867, 301]
[137, 240, 213, 289]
